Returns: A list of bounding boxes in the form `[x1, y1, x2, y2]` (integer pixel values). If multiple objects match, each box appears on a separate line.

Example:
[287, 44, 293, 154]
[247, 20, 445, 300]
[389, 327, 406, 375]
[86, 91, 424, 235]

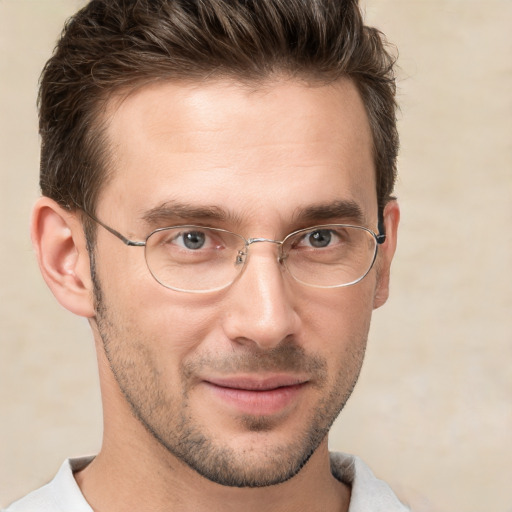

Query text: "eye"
[299, 228, 340, 249]
[172, 230, 215, 250]
[179, 230, 206, 250]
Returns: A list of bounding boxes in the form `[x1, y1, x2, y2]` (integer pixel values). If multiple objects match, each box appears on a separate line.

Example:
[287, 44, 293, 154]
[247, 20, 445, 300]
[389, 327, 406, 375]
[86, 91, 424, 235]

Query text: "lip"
[202, 375, 309, 416]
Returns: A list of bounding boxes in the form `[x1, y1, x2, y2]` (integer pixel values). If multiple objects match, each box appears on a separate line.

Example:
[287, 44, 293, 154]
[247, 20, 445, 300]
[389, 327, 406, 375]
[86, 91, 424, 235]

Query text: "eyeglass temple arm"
[81, 209, 146, 247]
[377, 217, 386, 244]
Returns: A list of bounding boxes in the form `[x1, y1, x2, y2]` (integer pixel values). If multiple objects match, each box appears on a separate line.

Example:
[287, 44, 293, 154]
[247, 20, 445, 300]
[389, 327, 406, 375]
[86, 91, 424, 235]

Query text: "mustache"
[182, 342, 327, 379]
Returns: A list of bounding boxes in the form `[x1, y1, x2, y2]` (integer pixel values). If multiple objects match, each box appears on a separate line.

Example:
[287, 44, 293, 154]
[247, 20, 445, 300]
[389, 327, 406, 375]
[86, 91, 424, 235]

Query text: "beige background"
[1, 1, 511, 511]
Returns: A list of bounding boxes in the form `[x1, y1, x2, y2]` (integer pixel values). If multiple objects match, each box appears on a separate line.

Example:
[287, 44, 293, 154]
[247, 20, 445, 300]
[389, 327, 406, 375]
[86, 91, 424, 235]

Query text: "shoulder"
[330, 452, 411, 512]
[2, 457, 94, 512]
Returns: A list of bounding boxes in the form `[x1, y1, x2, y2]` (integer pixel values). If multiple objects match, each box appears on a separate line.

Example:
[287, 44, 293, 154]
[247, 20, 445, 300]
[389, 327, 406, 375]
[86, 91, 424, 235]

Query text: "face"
[90, 78, 391, 487]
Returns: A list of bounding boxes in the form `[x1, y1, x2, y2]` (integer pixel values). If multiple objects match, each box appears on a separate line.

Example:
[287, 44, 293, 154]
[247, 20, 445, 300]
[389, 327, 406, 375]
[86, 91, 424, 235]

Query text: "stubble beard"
[91, 271, 367, 488]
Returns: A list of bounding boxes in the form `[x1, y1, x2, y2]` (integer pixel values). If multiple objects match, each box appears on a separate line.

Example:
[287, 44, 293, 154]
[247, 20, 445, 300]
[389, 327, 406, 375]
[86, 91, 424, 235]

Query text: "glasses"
[85, 212, 385, 293]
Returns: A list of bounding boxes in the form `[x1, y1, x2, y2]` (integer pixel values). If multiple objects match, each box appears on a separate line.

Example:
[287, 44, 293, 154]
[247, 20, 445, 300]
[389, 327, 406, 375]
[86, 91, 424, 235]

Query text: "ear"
[31, 197, 96, 318]
[373, 200, 400, 309]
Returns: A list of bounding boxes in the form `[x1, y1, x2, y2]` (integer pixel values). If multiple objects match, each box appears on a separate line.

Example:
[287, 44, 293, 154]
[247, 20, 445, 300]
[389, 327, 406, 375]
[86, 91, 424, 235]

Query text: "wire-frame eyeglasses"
[82, 211, 386, 293]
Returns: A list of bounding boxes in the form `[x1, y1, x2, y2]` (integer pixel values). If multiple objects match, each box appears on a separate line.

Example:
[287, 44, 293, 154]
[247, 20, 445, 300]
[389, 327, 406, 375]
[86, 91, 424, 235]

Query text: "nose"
[221, 243, 301, 350]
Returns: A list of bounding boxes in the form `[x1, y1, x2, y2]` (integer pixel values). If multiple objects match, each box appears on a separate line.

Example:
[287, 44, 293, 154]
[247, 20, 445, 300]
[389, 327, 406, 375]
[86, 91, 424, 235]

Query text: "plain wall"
[1, 1, 511, 511]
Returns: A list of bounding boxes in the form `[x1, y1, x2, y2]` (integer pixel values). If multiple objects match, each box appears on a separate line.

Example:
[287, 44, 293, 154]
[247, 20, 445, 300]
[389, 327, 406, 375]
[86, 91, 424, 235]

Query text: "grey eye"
[182, 231, 206, 250]
[307, 229, 332, 248]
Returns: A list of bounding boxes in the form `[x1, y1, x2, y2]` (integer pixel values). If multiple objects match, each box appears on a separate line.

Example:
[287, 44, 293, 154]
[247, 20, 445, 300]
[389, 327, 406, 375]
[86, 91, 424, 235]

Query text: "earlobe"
[373, 200, 400, 309]
[31, 197, 95, 318]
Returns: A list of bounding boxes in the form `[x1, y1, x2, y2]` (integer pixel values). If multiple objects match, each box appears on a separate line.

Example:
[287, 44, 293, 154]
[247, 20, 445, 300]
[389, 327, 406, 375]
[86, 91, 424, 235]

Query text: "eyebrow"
[293, 200, 366, 225]
[141, 201, 237, 226]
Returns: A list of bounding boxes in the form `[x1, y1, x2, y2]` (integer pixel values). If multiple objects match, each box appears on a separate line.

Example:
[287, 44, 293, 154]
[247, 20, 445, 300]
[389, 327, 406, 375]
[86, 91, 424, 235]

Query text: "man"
[4, 0, 405, 510]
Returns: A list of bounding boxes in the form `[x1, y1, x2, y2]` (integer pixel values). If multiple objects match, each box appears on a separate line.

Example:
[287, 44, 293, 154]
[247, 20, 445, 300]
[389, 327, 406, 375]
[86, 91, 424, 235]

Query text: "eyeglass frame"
[80, 209, 386, 293]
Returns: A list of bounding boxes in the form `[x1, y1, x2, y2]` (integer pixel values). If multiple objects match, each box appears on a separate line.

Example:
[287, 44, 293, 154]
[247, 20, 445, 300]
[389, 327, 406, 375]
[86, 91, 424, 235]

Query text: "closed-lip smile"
[201, 374, 309, 416]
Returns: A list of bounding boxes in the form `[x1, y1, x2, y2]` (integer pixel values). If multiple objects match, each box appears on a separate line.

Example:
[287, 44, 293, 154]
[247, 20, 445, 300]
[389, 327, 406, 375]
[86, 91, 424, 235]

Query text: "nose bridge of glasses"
[246, 237, 282, 246]
[237, 237, 285, 264]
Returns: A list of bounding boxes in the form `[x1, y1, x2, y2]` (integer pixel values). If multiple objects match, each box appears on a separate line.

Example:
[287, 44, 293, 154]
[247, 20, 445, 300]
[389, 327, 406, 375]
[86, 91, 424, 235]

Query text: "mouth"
[202, 375, 309, 416]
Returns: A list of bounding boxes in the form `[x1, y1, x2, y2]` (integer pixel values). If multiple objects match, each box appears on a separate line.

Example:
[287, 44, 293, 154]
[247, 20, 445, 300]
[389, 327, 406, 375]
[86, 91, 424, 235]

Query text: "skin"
[32, 77, 399, 512]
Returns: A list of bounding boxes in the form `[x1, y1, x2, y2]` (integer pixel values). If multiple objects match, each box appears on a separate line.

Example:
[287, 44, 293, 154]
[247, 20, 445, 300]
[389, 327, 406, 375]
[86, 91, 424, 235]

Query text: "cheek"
[95, 248, 225, 361]
[297, 284, 375, 382]
[128, 297, 222, 361]
[300, 283, 375, 342]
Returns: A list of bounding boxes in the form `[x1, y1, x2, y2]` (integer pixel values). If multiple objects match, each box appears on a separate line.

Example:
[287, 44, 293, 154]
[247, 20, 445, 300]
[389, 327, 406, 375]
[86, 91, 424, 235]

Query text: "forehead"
[99, 77, 376, 230]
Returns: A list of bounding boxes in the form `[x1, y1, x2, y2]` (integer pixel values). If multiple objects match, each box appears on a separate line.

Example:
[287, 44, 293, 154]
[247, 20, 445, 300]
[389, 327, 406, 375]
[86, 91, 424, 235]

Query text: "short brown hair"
[39, 0, 398, 221]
